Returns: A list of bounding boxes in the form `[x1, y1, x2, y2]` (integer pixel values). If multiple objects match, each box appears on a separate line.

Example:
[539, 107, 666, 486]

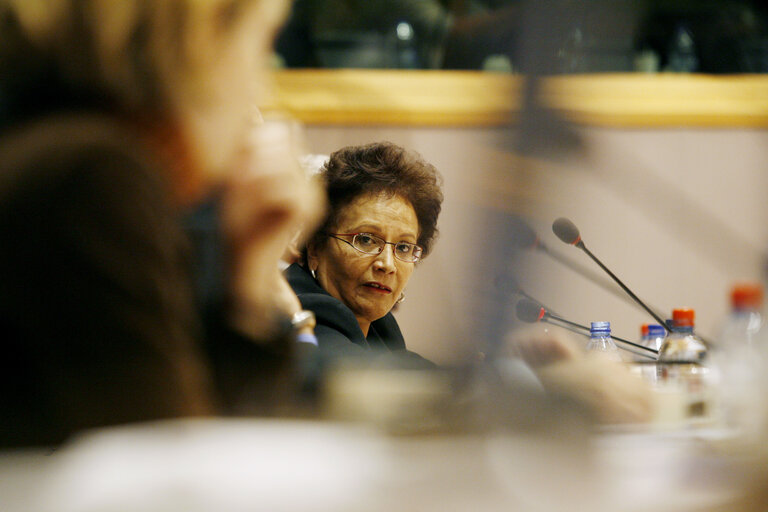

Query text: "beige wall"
[304, 125, 768, 364]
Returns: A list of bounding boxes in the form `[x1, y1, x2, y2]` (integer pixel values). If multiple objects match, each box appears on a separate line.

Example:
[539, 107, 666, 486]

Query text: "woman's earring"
[311, 269, 317, 280]
[396, 292, 405, 304]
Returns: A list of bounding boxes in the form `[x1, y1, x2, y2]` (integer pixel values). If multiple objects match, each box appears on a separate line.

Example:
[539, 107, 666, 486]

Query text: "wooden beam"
[263, 70, 768, 128]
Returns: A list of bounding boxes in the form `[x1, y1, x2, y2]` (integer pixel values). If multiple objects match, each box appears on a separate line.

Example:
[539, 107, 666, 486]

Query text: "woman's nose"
[373, 244, 397, 272]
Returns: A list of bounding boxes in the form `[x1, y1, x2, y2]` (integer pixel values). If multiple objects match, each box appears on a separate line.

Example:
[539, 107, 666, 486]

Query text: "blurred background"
[6, 1, 768, 511]
[275, 0, 768, 73]
[265, 0, 768, 365]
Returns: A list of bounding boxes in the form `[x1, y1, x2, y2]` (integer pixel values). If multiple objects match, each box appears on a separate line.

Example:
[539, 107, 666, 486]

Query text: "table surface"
[0, 417, 760, 512]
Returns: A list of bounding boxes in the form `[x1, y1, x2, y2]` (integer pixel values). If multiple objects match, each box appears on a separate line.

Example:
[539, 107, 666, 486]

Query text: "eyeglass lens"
[352, 233, 421, 262]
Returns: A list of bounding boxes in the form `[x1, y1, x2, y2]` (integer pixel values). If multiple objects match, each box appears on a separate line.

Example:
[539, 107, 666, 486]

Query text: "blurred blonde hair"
[4, 0, 287, 114]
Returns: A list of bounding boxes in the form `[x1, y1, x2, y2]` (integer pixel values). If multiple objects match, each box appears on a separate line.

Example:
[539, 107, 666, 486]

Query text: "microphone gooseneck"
[552, 217, 671, 333]
[514, 299, 659, 357]
[515, 218, 666, 313]
[537, 245, 633, 303]
[544, 318, 594, 340]
[498, 274, 561, 316]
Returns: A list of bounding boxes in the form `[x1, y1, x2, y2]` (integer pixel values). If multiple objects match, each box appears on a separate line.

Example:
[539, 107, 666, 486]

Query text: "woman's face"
[309, 192, 419, 331]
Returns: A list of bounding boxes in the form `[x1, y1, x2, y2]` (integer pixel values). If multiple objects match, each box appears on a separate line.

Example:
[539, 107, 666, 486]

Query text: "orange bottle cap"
[731, 283, 763, 310]
[672, 308, 695, 327]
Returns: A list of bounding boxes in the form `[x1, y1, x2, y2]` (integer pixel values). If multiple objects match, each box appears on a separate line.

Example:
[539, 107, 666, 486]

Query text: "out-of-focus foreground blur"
[6, 1, 768, 511]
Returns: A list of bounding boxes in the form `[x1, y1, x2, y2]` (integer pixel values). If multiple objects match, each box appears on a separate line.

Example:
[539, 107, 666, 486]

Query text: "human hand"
[536, 355, 653, 424]
[221, 119, 324, 336]
[511, 325, 583, 368]
[510, 326, 652, 424]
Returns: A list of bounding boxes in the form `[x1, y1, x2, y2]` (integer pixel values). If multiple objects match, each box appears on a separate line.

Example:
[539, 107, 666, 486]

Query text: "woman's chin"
[355, 302, 394, 323]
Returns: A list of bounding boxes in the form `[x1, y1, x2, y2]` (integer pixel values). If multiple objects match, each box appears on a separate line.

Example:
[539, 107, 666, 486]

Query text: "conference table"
[1, 362, 763, 512]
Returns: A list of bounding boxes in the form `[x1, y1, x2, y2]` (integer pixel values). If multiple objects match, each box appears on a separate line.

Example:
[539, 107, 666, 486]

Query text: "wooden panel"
[543, 74, 768, 127]
[264, 70, 768, 128]
[265, 69, 519, 126]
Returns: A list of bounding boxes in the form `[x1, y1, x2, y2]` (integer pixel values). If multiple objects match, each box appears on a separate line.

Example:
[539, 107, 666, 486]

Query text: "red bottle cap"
[731, 283, 763, 310]
[672, 308, 695, 328]
[641, 324, 649, 337]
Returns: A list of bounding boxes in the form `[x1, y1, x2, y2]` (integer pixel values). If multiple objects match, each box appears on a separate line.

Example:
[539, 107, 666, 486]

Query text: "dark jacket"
[286, 263, 432, 366]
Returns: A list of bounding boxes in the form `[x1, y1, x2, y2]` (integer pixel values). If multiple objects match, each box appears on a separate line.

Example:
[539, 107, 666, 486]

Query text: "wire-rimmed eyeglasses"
[328, 232, 423, 263]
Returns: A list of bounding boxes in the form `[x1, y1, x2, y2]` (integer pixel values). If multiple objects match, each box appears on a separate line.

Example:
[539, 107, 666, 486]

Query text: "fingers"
[281, 235, 302, 265]
[221, 119, 325, 256]
[220, 118, 325, 330]
[537, 357, 654, 424]
[511, 325, 583, 368]
[271, 272, 303, 316]
[510, 326, 654, 424]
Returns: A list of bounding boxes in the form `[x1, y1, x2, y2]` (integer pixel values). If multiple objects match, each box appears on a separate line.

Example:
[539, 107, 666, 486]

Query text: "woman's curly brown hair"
[309, 142, 443, 258]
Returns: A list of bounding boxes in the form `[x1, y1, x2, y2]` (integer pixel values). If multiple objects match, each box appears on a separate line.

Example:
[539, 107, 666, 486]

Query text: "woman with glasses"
[286, 142, 443, 359]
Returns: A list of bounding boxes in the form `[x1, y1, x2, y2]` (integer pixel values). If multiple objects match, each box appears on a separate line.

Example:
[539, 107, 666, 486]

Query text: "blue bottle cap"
[590, 321, 611, 336]
[647, 324, 666, 337]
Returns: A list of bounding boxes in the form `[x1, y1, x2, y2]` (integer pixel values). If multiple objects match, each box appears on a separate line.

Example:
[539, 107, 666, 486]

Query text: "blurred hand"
[536, 355, 653, 424]
[221, 119, 324, 338]
[510, 325, 653, 424]
[280, 230, 304, 266]
[512, 325, 583, 368]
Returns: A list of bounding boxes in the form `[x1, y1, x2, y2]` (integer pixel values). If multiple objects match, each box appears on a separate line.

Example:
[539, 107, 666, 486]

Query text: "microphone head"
[552, 217, 581, 245]
[515, 298, 547, 323]
[508, 215, 540, 250]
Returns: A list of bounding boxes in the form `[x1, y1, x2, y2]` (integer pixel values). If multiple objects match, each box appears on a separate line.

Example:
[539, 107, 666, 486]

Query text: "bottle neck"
[732, 306, 761, 314]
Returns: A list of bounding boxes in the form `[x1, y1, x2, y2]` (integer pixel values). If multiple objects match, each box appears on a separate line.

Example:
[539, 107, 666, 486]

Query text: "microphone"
[515, 299, 592, 341]
[509, 217, 659, 312]
[515, 298, 588, 334]
[494, 273, 561, 317]
[515, 298, 659, 358]
[508, 215, 541, 250]
[552, 217, 671, 333]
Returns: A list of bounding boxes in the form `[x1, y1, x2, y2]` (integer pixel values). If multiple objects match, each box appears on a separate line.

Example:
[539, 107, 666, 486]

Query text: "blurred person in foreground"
[0, 0, 323, 448]
[287, 142, 441, 364]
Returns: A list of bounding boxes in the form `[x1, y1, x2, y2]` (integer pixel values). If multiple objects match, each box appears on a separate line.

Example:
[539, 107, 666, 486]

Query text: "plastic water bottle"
[718, 284, 764, 350]
[658, 309, 707, 363]
[646, 324, 667, 352]
[629, 323, 653, 362]
[586, 321, 622, 362]
[658, 308, 710, 420]
[714, 284, 767, 433]
[630, 323, 663, 379]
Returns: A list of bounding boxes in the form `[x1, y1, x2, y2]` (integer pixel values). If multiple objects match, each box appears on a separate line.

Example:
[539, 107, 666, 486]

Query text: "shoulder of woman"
[301, 293, 361, 334]
[284, 262, 315, 293]
[284, 264, 357, 324]
[370, 312, 405, 349]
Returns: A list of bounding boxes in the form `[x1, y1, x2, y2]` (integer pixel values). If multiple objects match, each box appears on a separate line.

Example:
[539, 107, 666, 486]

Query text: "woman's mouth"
[363, 282, 392, 294]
